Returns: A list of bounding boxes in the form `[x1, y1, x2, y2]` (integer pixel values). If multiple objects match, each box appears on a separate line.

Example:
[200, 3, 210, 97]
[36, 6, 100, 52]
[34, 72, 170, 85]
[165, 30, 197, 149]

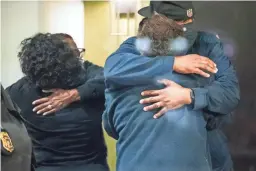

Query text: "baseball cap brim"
[138, 6, 153, 18]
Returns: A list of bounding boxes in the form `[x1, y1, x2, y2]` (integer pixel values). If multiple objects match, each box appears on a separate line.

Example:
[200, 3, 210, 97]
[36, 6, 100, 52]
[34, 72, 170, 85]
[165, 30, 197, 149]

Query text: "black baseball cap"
[138, 1, 195, 21]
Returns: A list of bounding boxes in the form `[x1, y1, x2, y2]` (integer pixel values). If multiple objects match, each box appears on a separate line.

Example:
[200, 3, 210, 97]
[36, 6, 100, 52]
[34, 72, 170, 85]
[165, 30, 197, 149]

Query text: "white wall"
[39, 1, 84, 48]
[1, 1, 40, 88]
[1, 0, 84, 88]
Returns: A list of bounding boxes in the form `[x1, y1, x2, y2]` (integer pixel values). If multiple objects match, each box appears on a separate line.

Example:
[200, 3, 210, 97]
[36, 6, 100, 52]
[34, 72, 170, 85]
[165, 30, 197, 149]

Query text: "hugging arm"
[104, 37, 175, 89]
[192, 41, 240, 115]
[32, 61, 105, 115]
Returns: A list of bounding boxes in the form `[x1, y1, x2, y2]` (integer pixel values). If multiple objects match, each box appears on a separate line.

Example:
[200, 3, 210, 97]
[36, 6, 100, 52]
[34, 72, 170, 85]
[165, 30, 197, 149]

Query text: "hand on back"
[174, 54, 218, 77]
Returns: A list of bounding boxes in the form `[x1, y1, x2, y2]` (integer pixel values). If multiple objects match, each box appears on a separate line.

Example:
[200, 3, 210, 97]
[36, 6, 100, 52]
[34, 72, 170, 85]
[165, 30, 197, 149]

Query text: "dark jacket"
[103, 33, 239, 171]
[1, 85, 35, 171]
[6, 61, 107, 169]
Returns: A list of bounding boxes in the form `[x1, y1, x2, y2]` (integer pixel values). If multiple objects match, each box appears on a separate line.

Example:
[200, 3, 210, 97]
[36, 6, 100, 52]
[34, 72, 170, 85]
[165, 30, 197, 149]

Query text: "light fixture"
[114, 0, 137, 14]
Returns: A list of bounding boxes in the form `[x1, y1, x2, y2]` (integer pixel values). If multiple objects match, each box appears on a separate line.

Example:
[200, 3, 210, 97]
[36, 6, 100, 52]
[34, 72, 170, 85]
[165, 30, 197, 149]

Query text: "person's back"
[103, 14, 213, 171]
[6, 33, 107, 170]
[7, 77, 106, 167]
[105, 72, 212, 171]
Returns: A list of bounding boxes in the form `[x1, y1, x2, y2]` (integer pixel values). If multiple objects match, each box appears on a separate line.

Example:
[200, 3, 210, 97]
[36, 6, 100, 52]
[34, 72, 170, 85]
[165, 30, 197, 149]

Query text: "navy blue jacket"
[103, 32, 239, 171]
[6, 61, 107, 169]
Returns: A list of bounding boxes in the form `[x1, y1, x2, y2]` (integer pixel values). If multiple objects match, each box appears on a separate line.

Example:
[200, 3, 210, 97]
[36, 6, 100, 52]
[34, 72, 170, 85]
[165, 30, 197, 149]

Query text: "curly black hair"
[53, 33, 73, 40]
[18, 33, 85, 89]
[53, 33, 82, 57]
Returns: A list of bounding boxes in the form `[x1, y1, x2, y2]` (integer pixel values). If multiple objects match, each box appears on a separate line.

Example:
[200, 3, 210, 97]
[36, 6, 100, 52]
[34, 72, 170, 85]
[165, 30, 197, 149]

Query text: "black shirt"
[6, 61, 107, 168]
[1, 85, 33, 171]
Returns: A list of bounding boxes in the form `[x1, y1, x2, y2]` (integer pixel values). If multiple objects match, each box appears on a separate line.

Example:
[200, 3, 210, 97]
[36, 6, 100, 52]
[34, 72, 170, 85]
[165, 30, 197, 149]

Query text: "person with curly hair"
[18, 33, 86, 90]
[6, 33, 109, 171]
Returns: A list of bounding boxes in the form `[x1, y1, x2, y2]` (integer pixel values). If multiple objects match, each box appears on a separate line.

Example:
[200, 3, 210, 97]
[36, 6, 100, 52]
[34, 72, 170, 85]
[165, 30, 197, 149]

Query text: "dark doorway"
[193, 2, 256, 171]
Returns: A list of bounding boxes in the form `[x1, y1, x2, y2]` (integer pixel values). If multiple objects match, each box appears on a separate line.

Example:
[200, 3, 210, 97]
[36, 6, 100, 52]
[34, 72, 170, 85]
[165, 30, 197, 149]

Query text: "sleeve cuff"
[77, 84, 90, 101]
[162, 56, 175, 73]
[77, 83, 97, 101]
[191, 88, 208, 110]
